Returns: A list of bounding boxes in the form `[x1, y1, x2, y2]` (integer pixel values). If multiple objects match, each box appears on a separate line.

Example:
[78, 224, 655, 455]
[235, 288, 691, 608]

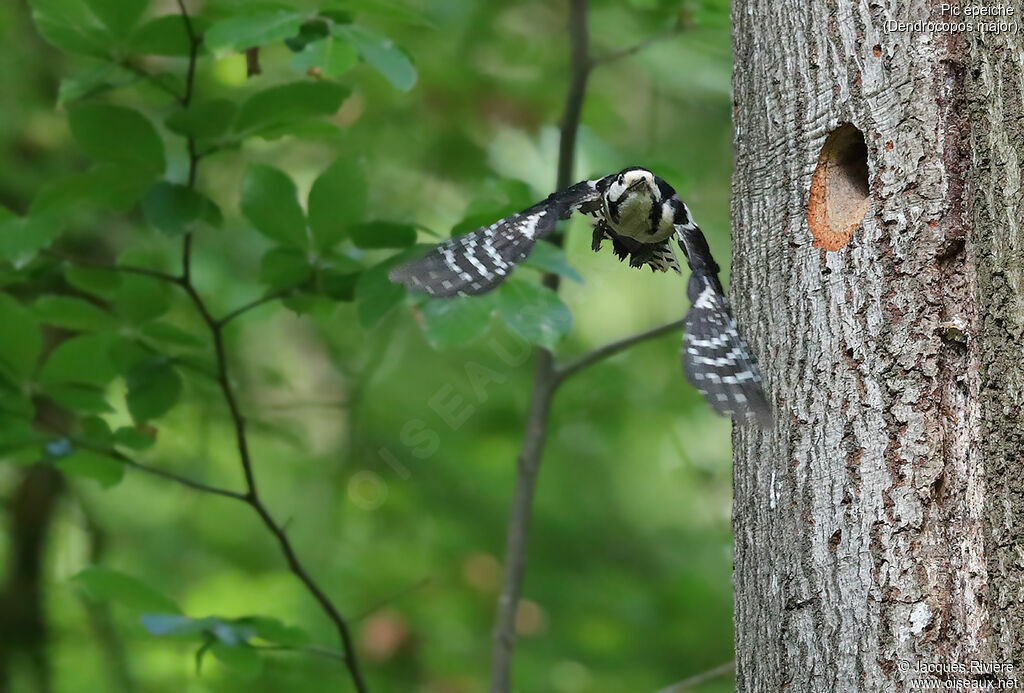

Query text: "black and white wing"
[389, 178, 606, 297]
[682, 272, 772, 426]
[675, 224, 772, 427]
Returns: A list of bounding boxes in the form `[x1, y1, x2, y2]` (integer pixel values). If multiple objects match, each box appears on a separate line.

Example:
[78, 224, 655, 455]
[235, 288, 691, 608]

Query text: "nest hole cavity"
[806, 123, 870, 251]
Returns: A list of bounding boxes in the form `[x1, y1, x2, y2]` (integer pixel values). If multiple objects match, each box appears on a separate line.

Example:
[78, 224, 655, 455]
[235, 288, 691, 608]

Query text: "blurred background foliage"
[0, 0, 737, 691]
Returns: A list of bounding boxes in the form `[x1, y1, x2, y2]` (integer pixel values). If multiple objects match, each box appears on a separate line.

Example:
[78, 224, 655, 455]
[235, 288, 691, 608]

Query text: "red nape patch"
[806, 123, 871, 251]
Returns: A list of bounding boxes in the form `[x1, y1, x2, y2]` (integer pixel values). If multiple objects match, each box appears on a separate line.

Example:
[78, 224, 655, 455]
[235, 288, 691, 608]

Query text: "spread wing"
[389, 178, 606, 297]
[675, 223, 772, 427]
[681, 272, 772, 427]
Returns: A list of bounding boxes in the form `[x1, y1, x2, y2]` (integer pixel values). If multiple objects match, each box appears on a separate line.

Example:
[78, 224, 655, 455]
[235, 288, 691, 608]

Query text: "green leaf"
[139, 322, 205, 349]
[0, 419, 42, 453]
[234, 81, 350, 136]
[65, 266, 121, 299]
[165, 99, 237, 140]
[421, 295, 496, 349]
[84, 0, 147, 37]
[56, 448, 125, 488]
[73, 566, 181, 613]
[125, 359, 183, 423]
[0, 214, 64, 267]
[349, 221, 416, 249]
[38, 332, 119, 387]
[497, 280, 573, 349]
[44, 384, 112, 413]
[140, 613, 211, 638]
[260, 246, 312, 288]
[29, 0, 110, 56]
[126, 14, 203, 56]
[0, 294, 41, 381]
[240, 165, 307, 248]
[204, 10, 306, 52]
[141, 182, 206, 237]
[291, 35, 358, 77]
[113, 276, 172, 325]
[112, 426, 156, 451]
[355, 260, 405, 327]
[283, 18, 329, 52]
[68, 104, 166, 175]
[324, 0, 434, 26]
[57, 61, 133, 105]
[32, 164, 154, 215]
[33, 296, 117, 332]
[308, 158, 365, 250]
[210, 644, 263, 678]
[237, 616, 307, 646]
[522, 242, 583, 283]
[334, 24, 416, 91]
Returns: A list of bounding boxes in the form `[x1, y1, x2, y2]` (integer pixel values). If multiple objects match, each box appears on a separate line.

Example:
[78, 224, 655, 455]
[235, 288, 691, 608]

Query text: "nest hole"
[806, 123, 870, 251]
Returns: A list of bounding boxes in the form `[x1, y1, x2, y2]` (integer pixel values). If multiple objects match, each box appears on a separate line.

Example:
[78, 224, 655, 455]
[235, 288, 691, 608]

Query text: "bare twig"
[489, 4, 691, 691]
[654, 661, 735, 693]
[555, 318, 685, 384]
[41, 250, 181, 284]
[489, 2, 591, 692]
[217, 285, 305, 328]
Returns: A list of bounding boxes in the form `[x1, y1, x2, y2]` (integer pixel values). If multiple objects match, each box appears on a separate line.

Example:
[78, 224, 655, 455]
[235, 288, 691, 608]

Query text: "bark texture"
[730, 1, 1024, 690]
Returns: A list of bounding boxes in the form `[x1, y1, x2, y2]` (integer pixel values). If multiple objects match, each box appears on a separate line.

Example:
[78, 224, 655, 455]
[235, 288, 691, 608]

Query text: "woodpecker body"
[388, 167, 772, 426]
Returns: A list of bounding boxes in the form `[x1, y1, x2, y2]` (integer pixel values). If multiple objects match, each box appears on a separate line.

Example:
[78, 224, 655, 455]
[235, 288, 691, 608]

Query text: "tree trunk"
[730, 2, 1024, 690]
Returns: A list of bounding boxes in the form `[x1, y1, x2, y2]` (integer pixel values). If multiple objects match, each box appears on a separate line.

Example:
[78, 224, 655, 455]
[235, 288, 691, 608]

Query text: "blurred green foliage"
[0, 0, 737, 691]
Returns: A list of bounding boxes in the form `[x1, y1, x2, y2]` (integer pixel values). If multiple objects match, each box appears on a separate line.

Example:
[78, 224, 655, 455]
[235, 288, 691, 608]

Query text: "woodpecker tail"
[676, 225, 772, 427]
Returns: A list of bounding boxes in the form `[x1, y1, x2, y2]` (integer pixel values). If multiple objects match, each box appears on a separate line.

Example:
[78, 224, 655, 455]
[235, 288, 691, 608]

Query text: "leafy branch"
[488, 1, 685, 691]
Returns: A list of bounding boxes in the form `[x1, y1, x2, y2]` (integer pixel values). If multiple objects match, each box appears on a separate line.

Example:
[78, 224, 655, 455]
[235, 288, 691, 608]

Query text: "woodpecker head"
[607, 167, 657, 203]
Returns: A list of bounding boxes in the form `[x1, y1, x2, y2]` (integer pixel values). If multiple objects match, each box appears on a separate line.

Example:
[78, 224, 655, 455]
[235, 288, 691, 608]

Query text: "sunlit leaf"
[291, 35, 358, 77]
[334, 24, 416, 91]
[44, 384, 113, 413]
[240, 165, 307, 248]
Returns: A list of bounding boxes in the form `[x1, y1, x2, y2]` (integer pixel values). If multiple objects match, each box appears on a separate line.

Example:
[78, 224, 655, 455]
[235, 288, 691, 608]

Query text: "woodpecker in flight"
[389, 167, 772, 426]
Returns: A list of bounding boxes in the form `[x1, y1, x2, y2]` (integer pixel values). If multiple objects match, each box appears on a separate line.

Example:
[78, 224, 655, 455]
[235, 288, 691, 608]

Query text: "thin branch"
[162, 5, 369, 689]
[554, 318, 685, 384]
[589, 24, 683, 68]
[217, 285, 304, 328]
[41, 250, 182, 284]
[111, 449, 248, 501]
[251, 644, 348, 662]
[654, 661, 735, 693]
[489, 2, 591, 691]
[120, 61, 187, 103]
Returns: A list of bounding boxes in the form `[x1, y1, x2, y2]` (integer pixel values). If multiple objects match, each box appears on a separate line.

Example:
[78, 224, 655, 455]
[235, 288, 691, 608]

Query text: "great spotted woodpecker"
[389, 167, 772, 426]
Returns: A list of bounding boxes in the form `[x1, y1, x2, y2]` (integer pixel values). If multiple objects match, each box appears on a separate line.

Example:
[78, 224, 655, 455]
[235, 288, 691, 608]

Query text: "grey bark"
[730, 1, 1024, 691]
